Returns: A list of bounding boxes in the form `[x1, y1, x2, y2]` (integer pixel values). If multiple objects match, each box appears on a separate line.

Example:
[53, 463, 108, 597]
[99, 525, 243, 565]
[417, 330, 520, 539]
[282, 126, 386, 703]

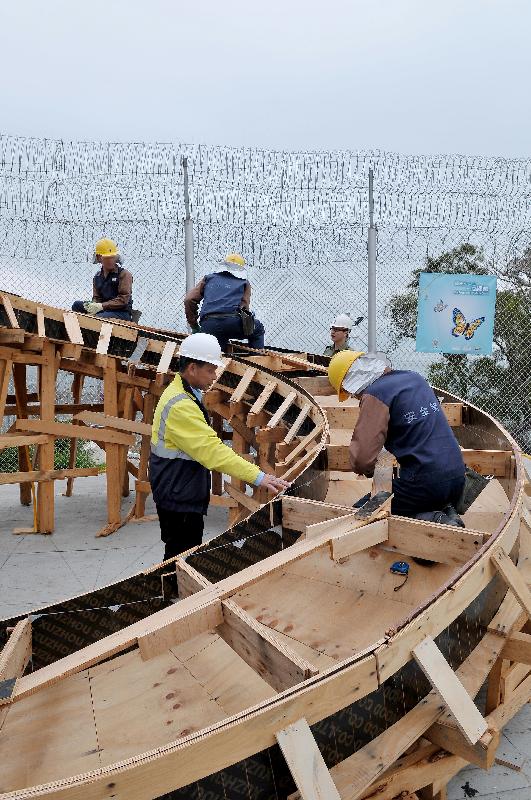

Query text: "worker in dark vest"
[72, 238, 133, 321]
[184, 254, 265, 351]
[328, 350, 466, 523]
[149, 332, 289, 562]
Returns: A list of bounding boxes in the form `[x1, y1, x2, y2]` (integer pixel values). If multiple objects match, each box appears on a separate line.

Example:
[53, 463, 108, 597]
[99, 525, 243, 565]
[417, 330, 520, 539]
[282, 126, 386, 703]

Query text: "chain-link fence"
[1, 135, 530, 470]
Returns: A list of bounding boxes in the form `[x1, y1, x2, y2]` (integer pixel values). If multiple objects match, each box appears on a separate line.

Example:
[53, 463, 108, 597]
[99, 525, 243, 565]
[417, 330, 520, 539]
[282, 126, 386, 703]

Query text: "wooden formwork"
[0, 290, 530, 800]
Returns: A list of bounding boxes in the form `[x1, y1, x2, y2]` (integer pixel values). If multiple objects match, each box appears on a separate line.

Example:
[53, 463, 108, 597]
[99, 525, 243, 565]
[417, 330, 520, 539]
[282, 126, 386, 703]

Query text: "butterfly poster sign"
[416, 272, 497, 355]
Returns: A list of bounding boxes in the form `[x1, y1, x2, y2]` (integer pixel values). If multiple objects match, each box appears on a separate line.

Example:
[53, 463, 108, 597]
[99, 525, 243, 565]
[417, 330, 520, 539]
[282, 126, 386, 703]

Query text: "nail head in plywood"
[62, 311, 84, 345]
[412, 636, 488, 745]
[156, 340, 177, 374]
[276, 717, 341, 800]
[96, 322, 113, 355]
[0, 293, 20, 328]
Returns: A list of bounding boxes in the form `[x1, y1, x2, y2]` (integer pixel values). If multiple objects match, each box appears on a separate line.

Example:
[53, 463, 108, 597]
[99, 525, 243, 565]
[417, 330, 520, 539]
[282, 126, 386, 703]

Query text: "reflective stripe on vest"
[150, 392, 194, 460]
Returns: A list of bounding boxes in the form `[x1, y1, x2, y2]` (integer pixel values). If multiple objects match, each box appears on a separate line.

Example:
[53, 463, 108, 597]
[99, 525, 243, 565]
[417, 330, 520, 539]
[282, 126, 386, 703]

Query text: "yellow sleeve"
[166, 397, 260, 485]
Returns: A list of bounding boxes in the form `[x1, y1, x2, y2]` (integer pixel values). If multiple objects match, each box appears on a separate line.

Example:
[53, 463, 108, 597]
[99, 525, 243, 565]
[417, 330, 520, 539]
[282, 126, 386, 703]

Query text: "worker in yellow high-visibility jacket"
[150, 333, 289, 562]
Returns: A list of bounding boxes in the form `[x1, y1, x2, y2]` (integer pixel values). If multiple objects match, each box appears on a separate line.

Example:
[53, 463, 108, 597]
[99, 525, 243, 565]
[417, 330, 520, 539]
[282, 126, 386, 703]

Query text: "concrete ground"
[0, 475, 530, 798]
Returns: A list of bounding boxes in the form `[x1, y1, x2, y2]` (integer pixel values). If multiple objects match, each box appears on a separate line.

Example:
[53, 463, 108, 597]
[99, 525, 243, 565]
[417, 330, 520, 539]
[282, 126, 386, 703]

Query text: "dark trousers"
[71, 300, 132, 321]
[391, 474, 465, 518]
[200, 314, 265, 351]
[156, 507, 204, 561]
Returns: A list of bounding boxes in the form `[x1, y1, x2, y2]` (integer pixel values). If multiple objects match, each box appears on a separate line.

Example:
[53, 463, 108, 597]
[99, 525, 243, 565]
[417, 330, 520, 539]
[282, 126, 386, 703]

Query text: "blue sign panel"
[416, 273, 497, 355]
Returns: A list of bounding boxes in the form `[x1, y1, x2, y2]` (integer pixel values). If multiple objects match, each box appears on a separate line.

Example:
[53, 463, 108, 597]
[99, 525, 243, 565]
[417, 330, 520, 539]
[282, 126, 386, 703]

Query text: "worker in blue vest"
[72, 238, 133, 321]
[150, 332, 289, 562]
[184, 254, 265, 351]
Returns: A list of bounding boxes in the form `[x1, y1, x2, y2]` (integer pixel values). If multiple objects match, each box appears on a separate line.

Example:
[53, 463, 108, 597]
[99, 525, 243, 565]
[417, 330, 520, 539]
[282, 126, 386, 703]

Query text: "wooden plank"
[276, 717, 341, 800]
[279, 443, 322, 481]
[249, 381, 278, 414]
[156, 340, 177, 374]
[36, 306, 46, 337]
[36, 339, 56, 533]
[331, 518, 389, 561]
[63, 311, 84, 345]
[462, 448, 513, 477]
[0, 619, 31, 684]
[305, 496, 391, 539]
[387, 516, 484, 566]
[267, 391, 297, 428]
[175, 558, 211, 598]
[0, 467, 99, 485]
[74, 411, 152, 436]
[230, 366, 256, 404]
[64, 372, 85, 497]
[277, 424, 324, 469]
[15, 418, 133, 446]
[224, 481, 263, 514]
[0, 293, 20, 327]
[412, 636, 488, 744]
[0, 328, 25, 344]
[425, 720, 499, 770]
[501, 631, 531, 664]
[0, 433, 53, 450]
[326, 443, 351, 471]
[442, 402, 463, 426]
[256, 426, 288, 444]
[491, 546, 531, 619]
[137, 601, 224, 660]
[281, 496, 353, 532]
[219, 599, 318, 691]
[103, 357, 122, 529]
[284, 403, 312, 444]
[95, 321, 113, 355]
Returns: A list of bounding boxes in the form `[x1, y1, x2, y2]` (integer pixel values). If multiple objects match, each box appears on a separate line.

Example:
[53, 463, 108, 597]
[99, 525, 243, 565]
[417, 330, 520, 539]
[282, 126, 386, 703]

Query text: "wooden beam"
[256, 426, 288, 444]
[230, 366, 256, 404]
[16, 418, 133, 446]
[305, 496, 391, 539]
[0, 433, 53, 450]
[63, 311, 84, 345]
[281, 496, 353, 532]
[0, 293, 20, 327]
[491, 547, 531, 620]
[137, 600, 224, 660]
[174, 558, 211, 598]
[219, 600, 318, 691]
[267, 391, 297, 428]
[442, 402, 463, 426]
[276, 718, 341, 800]
[387, 516, 484, 566]
[277, 424, 324, 469]
[461, 448, 512, 477]
[425, 720, 499, 770]
[95, 321, 113, 354]
[0, 467, 100, 485]
[247, 378, 277, 419]
[156, 340, 177, 375]
[331, 518, 389, 561]
[225, 481, 263, 514]
[412, 636, 488, 744]
[284, 403, 312, 444]
[501, 631, 531, 664]
[74, 411, 152, 436]
[326, 443, 351, 471]
[35, 306, 46, 337]
[0, 618, 32, 705]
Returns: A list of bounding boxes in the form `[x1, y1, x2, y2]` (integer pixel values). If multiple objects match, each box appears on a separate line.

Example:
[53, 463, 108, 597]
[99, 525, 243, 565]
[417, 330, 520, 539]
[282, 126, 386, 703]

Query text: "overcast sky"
[1, 0, 530, 158]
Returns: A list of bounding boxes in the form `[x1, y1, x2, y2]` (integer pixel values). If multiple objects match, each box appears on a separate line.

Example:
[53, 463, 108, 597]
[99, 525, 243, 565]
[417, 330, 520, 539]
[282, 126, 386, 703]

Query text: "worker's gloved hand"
[260, 474, 291, 493]
[191, 323, 201, 333]
[84, 302, 104, 315]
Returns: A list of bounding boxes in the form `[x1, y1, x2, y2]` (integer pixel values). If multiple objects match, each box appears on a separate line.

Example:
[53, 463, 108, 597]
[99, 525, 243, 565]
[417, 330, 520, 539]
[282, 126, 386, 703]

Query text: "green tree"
[388, 243, 531, 449]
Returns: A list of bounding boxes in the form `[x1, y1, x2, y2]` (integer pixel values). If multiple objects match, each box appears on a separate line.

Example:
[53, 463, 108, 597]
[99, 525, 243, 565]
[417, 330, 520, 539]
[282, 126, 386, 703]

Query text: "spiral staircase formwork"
[0, 290, 530, 800]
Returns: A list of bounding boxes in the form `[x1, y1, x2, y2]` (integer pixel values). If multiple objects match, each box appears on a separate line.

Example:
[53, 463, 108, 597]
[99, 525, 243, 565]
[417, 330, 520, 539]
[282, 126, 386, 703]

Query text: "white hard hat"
[331, 314, 353, 329]
[179, 333, 225, 367]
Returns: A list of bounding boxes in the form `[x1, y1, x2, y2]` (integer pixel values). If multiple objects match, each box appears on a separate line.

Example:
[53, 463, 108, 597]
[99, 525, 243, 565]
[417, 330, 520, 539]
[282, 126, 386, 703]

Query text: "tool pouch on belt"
[238, 308, 256, 337]
[455, 466, 491, 514]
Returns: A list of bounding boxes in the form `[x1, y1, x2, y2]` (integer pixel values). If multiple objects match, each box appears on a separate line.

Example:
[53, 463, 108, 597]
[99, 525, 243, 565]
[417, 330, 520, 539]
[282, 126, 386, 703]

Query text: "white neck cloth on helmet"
[342, 354, 389, 395]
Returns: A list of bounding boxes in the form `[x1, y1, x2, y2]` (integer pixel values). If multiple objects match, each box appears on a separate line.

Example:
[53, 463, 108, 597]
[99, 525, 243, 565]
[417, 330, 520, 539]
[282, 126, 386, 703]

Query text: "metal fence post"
[182, 156, 195, 308]
[367, 168, 377, 354]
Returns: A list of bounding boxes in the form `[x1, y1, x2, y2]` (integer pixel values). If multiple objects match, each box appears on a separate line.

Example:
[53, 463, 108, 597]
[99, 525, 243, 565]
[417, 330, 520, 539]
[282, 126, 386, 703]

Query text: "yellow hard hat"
[95, 238, 119, 258]
[328, 350, 364, 402]
[225, 253, 245, 267]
